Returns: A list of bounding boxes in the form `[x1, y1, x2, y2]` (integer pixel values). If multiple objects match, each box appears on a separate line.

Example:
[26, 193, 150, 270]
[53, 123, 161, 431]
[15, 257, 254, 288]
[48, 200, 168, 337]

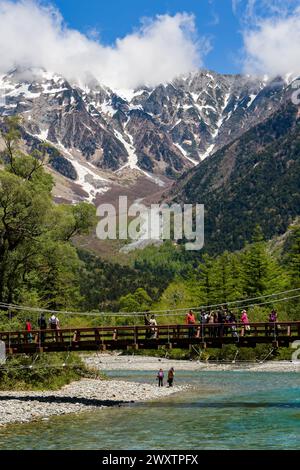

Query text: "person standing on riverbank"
[157, 368, 164, 387]
[167, 367, 175, 387]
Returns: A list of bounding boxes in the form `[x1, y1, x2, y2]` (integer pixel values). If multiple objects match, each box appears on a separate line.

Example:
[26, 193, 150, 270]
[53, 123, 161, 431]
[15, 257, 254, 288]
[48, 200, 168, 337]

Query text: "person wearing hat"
[241, 310, 250, 335]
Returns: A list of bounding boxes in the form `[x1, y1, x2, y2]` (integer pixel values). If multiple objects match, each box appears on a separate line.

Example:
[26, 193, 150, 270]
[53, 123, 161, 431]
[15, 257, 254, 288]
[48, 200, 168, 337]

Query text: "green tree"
[286, 225, 300, 289]
[119, 288, 152, 313]
[0, 116, 96, 308]
[241, 226, 286, 297]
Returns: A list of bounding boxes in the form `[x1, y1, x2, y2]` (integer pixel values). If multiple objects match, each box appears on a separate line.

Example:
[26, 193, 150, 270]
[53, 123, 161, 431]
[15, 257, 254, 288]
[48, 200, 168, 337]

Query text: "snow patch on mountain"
[57, 142, 109, 202]
[174, 143, 198, 166]
[114, 130, 138, 169]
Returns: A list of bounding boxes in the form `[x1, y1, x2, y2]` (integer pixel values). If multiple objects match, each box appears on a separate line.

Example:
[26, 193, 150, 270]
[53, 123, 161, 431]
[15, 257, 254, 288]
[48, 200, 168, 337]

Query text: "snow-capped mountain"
[0, 67, 295, 201]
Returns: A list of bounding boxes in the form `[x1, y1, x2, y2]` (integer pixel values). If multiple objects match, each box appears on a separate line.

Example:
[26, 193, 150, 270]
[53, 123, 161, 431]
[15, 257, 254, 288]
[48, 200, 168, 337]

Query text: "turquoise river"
[0, 370, 299, 450]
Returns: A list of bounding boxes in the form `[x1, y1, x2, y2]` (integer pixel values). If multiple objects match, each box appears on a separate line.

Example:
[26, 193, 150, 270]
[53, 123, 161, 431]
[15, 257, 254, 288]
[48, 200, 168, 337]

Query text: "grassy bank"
[0, 352, 103, 391]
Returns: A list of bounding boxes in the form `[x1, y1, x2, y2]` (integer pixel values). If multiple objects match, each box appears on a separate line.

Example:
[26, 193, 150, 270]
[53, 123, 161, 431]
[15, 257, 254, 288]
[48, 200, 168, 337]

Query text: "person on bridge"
[268, 309, 279, 336]
[38, 313, 47, 343]
[186, 310, 196, 339]
[49, 314, 60, 341]
[241, 310, 250, 335]
[144, 314, 151, 339]
[149, 315, 158, 339]
[229, 312, 239, 343]
[25, 319, 33, 343]
[217, 310, 225, 337]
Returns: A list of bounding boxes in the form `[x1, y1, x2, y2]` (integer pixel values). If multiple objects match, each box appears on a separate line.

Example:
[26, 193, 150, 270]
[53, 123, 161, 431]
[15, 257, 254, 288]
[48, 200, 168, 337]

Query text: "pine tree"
[287, 225, 300, 289]
[241, 226, 286, 297]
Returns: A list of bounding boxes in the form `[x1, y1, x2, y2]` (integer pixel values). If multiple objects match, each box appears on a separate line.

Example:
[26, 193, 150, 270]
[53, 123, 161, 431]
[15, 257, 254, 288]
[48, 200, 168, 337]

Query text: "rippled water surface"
[0, 370, 299, 450]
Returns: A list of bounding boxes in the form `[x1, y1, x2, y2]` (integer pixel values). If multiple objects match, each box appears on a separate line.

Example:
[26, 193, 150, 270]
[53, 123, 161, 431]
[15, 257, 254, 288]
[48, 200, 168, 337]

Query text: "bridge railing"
[0, 321, 300, 350]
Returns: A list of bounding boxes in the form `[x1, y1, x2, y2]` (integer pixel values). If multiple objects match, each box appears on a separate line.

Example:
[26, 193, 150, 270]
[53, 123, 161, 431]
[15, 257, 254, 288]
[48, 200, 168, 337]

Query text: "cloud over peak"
[236, 1, 300, 78]
[0, 0, 209, 89]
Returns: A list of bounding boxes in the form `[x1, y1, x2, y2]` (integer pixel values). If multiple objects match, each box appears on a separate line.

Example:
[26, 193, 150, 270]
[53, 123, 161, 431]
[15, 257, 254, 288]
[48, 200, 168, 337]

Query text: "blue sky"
[1, 1, 299, 88]
[53, 0, 243, 74]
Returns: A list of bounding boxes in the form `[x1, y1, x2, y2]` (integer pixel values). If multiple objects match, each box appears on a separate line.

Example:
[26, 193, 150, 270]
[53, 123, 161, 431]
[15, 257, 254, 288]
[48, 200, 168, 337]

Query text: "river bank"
[1, 354, 299, 428]
[82, 353, 300, 372]
[0, 378, 188, 427]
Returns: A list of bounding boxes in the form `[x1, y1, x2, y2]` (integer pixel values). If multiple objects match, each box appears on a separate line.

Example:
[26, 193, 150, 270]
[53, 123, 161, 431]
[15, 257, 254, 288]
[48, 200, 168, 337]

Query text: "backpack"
[158, 370, 164, 378]
[50, 316, 57, 325]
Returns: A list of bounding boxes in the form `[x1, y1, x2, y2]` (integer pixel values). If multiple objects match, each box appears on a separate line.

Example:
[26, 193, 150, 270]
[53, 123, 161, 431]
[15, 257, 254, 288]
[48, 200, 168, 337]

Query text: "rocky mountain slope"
[166, 101, 300, 253]
[0, 67, 295, 203]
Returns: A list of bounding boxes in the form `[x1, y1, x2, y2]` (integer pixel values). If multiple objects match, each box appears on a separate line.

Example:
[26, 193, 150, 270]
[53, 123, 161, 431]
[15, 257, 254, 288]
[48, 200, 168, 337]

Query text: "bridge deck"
[0, 322, 300, 354]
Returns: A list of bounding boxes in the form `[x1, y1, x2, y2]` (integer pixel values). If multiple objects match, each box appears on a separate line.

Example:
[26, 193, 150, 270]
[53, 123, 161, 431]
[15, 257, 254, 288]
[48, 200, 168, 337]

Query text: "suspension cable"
[0, 288, 299, 318]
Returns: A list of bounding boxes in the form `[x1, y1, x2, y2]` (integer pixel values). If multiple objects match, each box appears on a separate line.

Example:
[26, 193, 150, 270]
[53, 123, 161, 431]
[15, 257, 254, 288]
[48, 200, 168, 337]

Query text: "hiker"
[38, 313, 47, 343]
[213, 311, 218, 337]
[200, 310, 209, 337]
[49, 314, 59, 329]
[157, 368, 164, 387]
[207, 311, 214, 337]
[268, 309, 279, 336]
[186, 309, 196, 339]
[49, 314, 60, 341]
[229, 312, 239, 343]
[167, 367, 175, 387]
[217, 310, 225, 337]
[225, 310, 232, 335]
[149, 315, 158, 339]
[25, 319, 33, 343]
[144, 313, 151, 339]
[144, 314, 151, 339]
[241, 310, 250, 336]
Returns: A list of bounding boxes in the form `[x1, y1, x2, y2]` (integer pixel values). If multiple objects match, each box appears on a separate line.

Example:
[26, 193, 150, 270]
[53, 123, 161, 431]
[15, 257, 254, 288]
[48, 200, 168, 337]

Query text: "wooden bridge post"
[73, 330, 80, 342]
[134, 326, 138, 344]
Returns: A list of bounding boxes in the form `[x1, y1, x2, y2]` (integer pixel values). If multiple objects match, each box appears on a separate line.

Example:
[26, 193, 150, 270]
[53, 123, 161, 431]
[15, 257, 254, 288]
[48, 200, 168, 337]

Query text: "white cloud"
[0, 0, 209, 89]
[243, 7, 300, 77]
[232, 0, 300, 23]
[233, 1, 300, 77]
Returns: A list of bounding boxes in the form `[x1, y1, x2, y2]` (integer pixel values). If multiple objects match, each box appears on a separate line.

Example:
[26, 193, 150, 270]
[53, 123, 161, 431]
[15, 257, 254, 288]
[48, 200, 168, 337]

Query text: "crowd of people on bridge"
[184, 308, 279, 340]
[23, 308, 280, 344]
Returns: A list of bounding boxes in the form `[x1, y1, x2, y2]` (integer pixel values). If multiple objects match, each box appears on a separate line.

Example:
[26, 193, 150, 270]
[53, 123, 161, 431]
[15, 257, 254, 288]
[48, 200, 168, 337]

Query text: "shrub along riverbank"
[0, 352, 103, 391]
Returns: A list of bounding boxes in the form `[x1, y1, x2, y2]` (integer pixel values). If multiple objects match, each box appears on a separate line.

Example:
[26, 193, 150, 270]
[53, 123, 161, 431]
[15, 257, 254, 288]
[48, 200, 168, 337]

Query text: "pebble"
[0, 378, 189, 427]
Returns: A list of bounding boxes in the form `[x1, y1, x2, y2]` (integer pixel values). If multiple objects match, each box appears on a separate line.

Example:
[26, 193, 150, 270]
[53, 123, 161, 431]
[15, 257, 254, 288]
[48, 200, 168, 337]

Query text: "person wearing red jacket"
[186, 310, 196, 339]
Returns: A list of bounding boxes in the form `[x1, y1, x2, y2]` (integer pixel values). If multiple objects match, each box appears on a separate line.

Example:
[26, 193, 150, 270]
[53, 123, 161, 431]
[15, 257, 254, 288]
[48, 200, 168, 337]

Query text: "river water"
[0, 370, 299, 450]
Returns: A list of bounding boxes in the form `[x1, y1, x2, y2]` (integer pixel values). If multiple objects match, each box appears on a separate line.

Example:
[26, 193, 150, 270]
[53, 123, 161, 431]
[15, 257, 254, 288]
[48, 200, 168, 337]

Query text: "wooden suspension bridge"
[0, 322, 300, 355]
